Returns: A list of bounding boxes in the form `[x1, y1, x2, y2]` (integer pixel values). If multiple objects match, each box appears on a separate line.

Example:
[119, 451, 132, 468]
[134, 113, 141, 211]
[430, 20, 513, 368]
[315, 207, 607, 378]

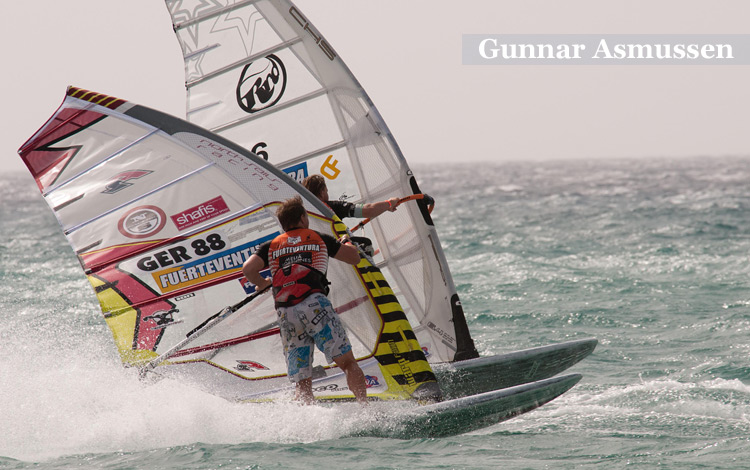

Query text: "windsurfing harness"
[268, 229, 333, 308]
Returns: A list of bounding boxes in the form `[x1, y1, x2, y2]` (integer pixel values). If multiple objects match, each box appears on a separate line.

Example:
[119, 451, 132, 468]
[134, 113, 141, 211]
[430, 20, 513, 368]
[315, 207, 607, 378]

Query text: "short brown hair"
[276, 196, 307, 231]
[301, 174, 326, 199]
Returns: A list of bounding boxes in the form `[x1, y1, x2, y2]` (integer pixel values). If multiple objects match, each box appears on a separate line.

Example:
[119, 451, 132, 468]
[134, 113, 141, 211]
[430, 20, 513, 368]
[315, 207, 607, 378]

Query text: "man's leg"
[295, 378, 314, 404]
[278, 305, 315, 404]
[332, 350, 367, 404]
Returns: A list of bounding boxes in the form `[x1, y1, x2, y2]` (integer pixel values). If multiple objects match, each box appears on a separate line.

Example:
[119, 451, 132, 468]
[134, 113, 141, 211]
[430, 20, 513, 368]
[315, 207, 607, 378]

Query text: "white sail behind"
[165, 0, 479, 362]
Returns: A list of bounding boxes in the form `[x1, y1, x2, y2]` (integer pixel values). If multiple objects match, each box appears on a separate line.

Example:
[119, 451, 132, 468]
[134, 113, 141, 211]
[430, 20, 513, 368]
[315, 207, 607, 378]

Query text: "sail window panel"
[374, 209, 424, 262]
[156, 343, 293, 402]
[172, 2, 283, 82]
[338, 310, 378, 360]
[216, 97, 344, 172]
[170, 294, 278, 356]
[347, 143, 402, 200]
[379, 264, 422, 328]
[186, 47, 326, 133]
[385, 244, 428, 315]
[334, 290, 381, 356]
[203, 332, 290, 381]
[332, 92, 387, 149]
[331, 91, 364, 130]
[331, 91, 402, 181]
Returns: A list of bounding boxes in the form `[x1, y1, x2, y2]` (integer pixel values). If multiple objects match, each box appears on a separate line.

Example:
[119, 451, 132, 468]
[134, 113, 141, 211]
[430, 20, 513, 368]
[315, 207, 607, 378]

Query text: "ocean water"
[2, 157, 750, 469]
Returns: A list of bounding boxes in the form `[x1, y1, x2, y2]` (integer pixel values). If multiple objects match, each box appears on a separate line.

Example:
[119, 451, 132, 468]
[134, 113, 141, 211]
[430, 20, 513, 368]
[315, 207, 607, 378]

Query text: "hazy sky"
[3, 0, 749, 176]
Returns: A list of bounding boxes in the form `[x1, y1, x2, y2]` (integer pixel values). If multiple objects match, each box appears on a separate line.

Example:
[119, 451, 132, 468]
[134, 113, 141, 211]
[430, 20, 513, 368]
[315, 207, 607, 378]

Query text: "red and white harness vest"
[268, 228, 331, 307]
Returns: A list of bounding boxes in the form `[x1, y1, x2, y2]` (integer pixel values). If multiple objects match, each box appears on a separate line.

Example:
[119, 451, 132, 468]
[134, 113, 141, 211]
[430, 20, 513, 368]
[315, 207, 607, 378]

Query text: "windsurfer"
[242, 196, 367, 404]
[302, 174, 400, 221]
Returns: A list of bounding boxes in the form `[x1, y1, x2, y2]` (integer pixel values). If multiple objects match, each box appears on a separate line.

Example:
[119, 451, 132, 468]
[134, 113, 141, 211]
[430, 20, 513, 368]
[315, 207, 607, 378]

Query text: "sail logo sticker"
[426, 321, 456, 345]
[240, 269, 271, 294]
[289, 7, 336, 61]
[171, 196, 230, 231]
[320, 155, 341, 179]
[118, 205, 167, 239]
[143, 232, 278, 294]
[142, 308, 183, 330]
[282, 162, 308, 183]
[364, 375, 380, 388]
[236, 54, 287, 114]
[312, 383, 345, 393]
[236, 360, 270, 372]
[102, 170, 152, 194]
[153, 248, 252, 293]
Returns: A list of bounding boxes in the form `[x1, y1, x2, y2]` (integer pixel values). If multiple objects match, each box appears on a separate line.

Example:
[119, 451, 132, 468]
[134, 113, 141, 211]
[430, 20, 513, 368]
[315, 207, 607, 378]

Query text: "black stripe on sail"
[356, 265, 381, 275]
[379, 330, 417, 343]
[362, 276, 391, 288]
[373, 295, 399, 306]
[388, 370, 438, 386]
[375, 350, 428, 366]
[380, 311, 409, 323]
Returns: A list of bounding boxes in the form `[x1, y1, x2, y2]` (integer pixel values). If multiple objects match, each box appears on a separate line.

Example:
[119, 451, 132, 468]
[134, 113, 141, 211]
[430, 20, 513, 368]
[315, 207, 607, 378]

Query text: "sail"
[18, 86, 440, 402]
[164, 0, 479, 362]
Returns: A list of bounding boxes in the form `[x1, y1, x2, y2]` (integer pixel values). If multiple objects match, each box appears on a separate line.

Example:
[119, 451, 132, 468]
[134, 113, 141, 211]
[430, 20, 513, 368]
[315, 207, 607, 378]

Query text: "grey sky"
[3, 0, 749, 177]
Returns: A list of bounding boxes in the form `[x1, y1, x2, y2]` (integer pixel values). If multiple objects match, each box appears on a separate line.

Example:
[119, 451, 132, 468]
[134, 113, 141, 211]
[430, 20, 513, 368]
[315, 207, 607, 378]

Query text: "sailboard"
[162, 0, 596, 394]
[434, 338, 597, 400]
[352, 374, 583, 439]
[18, 86, 441, 403]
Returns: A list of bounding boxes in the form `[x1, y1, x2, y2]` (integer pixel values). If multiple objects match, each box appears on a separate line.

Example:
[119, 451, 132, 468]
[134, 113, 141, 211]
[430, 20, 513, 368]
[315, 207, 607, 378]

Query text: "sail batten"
[185, 43, 220, 61]
[171, 0, 263, 31]
[210, 87, 328, 134]
[274, 140, 348, 171]
[186, 38, 303, 88]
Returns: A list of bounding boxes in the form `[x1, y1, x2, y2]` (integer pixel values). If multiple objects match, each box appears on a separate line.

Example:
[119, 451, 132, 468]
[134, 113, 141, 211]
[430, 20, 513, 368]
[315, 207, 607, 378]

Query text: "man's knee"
[333, 350, 358, 370]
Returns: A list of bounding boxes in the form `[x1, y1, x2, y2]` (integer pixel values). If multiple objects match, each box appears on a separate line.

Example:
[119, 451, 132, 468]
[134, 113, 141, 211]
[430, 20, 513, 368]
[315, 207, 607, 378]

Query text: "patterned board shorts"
[276, 292, 353, 383]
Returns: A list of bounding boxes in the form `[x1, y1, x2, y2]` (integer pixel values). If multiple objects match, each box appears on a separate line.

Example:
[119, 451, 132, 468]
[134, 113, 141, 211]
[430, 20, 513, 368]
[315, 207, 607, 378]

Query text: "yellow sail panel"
[88, 274, 158, 364]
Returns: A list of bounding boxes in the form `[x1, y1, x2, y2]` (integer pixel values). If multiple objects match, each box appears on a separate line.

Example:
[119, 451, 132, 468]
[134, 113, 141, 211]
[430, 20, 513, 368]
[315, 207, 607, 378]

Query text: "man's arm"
[333, 242, 362, 265]
[242, 254, 272, 291]
[361, 198, 400, 218]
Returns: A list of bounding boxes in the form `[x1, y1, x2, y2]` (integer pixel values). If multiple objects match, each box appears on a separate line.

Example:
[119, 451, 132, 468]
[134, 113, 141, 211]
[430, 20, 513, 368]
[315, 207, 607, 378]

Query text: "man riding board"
[241, 196, 367, 404]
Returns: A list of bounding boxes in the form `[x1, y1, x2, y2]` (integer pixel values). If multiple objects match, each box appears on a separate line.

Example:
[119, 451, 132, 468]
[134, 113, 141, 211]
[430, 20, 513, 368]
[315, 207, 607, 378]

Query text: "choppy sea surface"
[2, 157, 750, 469]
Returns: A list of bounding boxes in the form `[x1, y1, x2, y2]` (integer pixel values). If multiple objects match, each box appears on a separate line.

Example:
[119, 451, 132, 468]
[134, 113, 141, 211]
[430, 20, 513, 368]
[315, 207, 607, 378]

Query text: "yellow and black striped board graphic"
[332, 219, 442, 401]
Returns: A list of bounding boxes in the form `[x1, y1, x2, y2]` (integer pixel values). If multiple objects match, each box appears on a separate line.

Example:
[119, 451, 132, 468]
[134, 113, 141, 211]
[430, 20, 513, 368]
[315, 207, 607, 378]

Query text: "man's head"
[276, 196, 308, 231]
[301, 175, 328, 201]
